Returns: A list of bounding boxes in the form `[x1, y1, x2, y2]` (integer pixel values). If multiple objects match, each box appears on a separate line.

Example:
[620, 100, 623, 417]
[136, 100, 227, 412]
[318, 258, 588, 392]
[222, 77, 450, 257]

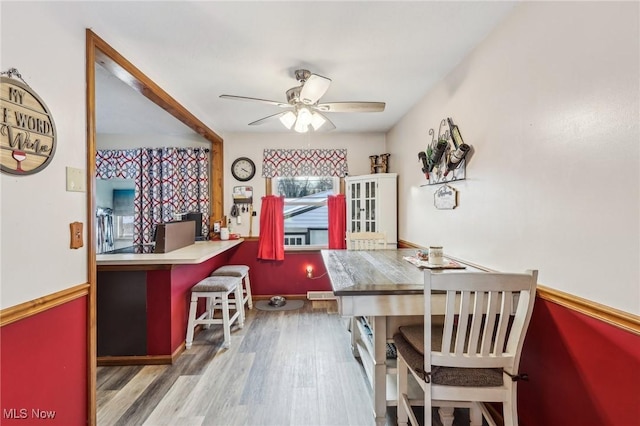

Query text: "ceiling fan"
[220, 69, 385, 133]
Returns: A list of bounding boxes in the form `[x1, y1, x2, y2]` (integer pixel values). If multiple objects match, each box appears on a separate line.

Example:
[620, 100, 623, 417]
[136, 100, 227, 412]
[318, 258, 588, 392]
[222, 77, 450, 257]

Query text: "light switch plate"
[66, 167, 86, 192]
[70, 222, 83, 249]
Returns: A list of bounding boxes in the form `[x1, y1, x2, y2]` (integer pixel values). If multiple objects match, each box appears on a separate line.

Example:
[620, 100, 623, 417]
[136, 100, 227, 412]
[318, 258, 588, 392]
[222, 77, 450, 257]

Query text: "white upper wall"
[387, 2, 640, 314]
[1, 3, 88, 308]
[222, 132, 386, 237]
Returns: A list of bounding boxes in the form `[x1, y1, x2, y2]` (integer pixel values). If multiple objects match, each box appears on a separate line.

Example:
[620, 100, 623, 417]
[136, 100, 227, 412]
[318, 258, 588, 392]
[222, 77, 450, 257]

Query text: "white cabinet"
[345, 173, 397, 247]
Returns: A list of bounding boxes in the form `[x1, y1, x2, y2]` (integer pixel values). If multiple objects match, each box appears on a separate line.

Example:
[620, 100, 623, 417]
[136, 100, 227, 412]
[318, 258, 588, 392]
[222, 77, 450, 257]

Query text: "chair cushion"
[192, 276, 240, 293]
[394, 323, 503, 387]
[210, 265, 249, 277]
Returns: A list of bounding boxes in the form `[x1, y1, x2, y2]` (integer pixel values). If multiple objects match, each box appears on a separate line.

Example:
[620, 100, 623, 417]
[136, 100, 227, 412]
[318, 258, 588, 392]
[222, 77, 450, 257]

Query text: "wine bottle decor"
[418, 117, 472, 186]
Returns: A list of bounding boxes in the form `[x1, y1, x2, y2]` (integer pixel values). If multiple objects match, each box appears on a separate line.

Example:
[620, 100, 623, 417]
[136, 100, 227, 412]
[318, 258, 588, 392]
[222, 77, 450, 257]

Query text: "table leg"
[372, 316, 387, 426]
[350, 316, 360, 357]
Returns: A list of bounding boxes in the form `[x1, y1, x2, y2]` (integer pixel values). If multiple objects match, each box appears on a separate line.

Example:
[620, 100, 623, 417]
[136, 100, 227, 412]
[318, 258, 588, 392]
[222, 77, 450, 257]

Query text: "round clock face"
[231, 157, 256, 181]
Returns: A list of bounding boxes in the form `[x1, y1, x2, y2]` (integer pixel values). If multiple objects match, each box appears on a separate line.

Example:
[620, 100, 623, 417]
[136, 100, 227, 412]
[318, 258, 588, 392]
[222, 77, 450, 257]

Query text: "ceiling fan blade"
[220, 94, 290, 108]
[248, 111, 289, 126]
[299, 74, 332, 105]
[316, 102, 385, 113]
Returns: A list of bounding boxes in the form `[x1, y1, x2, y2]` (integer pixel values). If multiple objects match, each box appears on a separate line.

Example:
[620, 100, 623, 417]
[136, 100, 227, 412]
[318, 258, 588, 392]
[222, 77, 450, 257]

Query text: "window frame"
[266, 176, 345, 250]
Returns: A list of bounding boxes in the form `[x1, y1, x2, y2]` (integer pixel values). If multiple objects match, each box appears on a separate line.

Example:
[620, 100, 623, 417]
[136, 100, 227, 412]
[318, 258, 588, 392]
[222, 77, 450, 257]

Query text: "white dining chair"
[394, 269, 538, 426]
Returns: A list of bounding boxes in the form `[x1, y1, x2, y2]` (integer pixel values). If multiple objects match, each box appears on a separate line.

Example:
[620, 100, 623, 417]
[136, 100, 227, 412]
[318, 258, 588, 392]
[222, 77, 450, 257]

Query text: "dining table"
[321, 248, 484, 426]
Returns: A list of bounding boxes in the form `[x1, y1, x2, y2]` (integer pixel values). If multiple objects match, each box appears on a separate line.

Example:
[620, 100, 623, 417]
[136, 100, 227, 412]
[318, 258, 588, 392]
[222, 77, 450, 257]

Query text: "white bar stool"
[210, 265, 253, 310]
[185, 275, 244, 349]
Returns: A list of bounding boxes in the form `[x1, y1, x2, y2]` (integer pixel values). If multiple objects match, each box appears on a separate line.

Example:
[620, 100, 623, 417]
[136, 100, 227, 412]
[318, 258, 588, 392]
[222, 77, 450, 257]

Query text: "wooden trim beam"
[398, 239, 640, 335]
[0, 283, 89, 327]
[85, 29, 225, 425]
[537, 284, 640, 335]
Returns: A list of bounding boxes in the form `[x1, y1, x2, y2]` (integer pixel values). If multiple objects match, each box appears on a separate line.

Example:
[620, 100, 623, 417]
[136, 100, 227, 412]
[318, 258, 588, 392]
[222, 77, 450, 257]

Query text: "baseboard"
[252, 294, 307, 301]
[307, 291, 337, 300]
[97, 354, 173, 366]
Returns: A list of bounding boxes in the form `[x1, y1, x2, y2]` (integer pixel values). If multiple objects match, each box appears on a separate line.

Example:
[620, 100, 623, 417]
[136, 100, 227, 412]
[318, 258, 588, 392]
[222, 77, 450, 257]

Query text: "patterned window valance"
[96, 149, 140, 179]
[262, 148, 348, 178]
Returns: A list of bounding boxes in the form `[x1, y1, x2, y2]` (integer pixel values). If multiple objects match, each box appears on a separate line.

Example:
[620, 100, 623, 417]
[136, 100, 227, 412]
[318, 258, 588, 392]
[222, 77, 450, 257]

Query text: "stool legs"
[221, 295, 231, 348]
[235, 284, 245, 328]
[244, 274, 253, 309]
[185, 293, 199, 349]
[185, 285, 243, 349]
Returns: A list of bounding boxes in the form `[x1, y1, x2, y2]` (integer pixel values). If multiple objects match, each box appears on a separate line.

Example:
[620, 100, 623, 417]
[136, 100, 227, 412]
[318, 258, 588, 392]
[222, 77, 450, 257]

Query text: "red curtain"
[257, 195, 285, 260]
[328, 194, 346, 249]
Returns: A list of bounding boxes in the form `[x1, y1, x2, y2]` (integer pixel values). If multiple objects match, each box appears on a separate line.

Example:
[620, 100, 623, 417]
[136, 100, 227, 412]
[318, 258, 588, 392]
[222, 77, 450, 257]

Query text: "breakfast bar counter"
[97, 239, 244, 268]
[97, 239, 244, 365]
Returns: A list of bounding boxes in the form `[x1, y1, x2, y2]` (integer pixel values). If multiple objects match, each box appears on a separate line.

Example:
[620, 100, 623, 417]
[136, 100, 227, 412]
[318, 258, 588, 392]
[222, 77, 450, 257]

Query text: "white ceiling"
[92, 1, 517, 136]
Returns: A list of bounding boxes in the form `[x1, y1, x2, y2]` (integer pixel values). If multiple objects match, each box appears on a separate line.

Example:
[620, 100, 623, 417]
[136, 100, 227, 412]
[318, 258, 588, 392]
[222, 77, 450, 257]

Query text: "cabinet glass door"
[364, 181, 376, 232]
[349, 181, 362, 232]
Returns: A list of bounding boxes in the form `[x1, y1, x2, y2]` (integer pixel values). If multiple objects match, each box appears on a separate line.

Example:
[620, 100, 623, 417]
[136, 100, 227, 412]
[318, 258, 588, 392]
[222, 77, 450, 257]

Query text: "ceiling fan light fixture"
[279, 111, 296, 129]
[310, 111, 327, 131]
[294, 107, 312, 133]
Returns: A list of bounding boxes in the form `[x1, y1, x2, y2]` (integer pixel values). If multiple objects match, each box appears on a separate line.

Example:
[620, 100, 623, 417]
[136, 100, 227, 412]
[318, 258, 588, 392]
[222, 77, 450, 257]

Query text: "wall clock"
[231, 157, 256, 182]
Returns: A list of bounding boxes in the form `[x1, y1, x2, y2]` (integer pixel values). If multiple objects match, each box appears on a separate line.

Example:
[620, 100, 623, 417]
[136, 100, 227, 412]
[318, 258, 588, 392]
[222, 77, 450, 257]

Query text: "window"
[273, 176, 338, 248]
[113, 189, 135, 239]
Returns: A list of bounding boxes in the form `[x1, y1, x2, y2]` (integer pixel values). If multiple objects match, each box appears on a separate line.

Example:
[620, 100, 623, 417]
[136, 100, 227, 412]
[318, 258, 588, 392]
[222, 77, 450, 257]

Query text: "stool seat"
[185, 275, 244, 349]
[192, 276, 239, 292]
[210, 264, 253, 310]
[210, 265, 249, 277]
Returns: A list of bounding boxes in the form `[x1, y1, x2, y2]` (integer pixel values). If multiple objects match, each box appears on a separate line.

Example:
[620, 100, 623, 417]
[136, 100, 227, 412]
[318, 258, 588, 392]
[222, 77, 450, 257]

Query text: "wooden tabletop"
[321, 248, 480, 296]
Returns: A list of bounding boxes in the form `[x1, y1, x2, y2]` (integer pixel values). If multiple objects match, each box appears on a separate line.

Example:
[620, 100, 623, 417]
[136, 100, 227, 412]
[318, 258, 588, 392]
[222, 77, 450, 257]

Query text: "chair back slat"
[493, 290, 512, 355]
[427, 270, 538, 370]
[441, 291, 457, 353]
[454, 291, 472, 355]
[479, 291, 500, 356]
[467, 291, 485, 355]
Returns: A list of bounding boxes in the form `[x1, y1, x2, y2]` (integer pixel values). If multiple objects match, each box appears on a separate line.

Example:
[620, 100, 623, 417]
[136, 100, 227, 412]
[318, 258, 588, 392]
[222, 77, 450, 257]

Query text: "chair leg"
[185, 294, 198, 349]
[469, 404, 483, 426]
[503, 399, 516, 426]
[244, 274, 253, 309]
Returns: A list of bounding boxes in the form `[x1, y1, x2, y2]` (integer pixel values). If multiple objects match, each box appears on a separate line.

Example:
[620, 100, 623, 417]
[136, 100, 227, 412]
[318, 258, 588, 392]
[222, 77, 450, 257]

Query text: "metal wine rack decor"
[418, 117, 472, 186]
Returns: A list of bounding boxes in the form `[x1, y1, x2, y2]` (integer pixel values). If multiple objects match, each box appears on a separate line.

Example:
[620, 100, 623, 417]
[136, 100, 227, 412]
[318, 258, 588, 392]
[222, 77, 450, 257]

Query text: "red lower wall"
[227, 239, 332, 296]
[519, 298, 640, 426]
[1, 297, 88, 425]
[5, 250, 636, 426]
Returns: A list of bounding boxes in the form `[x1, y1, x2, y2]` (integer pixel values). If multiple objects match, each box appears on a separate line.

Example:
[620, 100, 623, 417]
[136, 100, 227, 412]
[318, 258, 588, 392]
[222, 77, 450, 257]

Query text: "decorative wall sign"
[434, 184, 458, 209]
[1, 70, 56, 175]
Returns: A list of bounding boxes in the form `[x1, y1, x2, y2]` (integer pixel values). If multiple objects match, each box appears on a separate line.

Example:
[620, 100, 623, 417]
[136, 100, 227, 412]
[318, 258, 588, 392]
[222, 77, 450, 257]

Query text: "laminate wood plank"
[96, 365, 143, 391]
[182, 336, 249, 417]
[142, 376, 201, 425]
[97, 365, 166, 425]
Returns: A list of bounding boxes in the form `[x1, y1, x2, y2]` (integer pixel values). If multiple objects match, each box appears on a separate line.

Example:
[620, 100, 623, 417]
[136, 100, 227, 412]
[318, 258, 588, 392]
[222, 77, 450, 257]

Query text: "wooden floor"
[97, 301, 474, 426]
